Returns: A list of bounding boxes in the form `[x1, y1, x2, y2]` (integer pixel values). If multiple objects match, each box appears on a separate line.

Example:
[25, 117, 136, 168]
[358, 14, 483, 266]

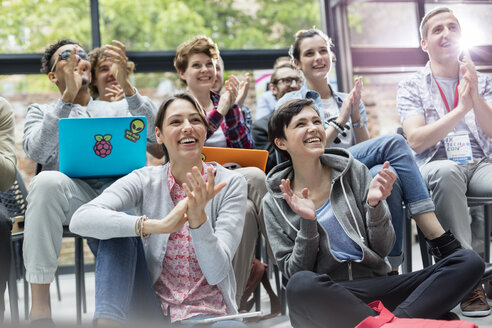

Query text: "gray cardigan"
[23, 91, 157, 171]
[263, 148, 394, 281]
[70, 163, 247, 314]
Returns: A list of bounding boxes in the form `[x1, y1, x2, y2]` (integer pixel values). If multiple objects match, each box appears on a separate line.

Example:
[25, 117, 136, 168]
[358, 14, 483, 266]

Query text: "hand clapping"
[182, 166, 227, 229]
[367, 161, 397, 207]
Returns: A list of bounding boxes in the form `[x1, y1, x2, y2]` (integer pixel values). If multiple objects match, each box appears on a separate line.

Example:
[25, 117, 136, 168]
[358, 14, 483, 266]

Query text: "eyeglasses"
[275, 77, 301, 86]
[50, 50, 90, 72]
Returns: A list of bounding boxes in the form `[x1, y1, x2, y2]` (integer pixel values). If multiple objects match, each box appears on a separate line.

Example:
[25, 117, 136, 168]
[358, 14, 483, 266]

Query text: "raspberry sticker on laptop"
[94, 134, 113, 158]
[125, 118, 145, 142]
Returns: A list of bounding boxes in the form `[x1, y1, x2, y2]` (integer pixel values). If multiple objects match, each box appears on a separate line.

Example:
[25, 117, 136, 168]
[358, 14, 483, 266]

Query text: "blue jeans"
[95, 237, 246, 327]
[349, 134, 435, 267]
[94, 237, 167, 325]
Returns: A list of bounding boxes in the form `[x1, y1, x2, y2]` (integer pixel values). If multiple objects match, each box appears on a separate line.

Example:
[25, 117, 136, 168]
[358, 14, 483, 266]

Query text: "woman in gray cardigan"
[71, 93, 247, 327]
[263, 98, 484, 327]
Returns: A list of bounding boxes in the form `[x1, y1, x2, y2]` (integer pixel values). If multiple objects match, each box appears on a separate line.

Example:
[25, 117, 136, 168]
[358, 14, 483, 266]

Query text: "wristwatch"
[352, 117, 365, 128]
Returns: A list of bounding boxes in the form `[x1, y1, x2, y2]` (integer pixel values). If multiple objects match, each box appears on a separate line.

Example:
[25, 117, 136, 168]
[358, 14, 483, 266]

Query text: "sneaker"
[460, 285, 491, 317]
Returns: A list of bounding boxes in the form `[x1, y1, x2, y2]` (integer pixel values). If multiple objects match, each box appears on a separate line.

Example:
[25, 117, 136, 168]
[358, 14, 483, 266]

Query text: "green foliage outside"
[0, 0, 321, 93]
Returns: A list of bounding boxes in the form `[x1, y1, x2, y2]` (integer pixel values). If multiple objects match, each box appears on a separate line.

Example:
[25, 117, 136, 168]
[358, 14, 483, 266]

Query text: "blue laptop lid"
[59, 116, 147, 178]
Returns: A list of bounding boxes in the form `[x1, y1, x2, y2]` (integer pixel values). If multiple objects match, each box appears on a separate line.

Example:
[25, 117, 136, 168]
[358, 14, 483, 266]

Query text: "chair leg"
[75, 237, 83, 325]
[55, 270, 61, 301]
[483, 205, 491, 263]
[81, 247, 86, 314]
[417, 228, 432, 268]
[254, 231, 262, 312]
[23, 274, 29, 320]
[402, 211, 412, 273]
[8, 245, 20, 325]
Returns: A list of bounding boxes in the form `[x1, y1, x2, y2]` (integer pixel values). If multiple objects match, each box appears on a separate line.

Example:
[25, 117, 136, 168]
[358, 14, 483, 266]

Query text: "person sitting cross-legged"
[263, 98, 485, 328]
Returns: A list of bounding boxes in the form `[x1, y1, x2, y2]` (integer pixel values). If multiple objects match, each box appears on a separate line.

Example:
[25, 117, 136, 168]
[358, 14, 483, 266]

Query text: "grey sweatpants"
[23, 171, 113, 283]
[420, 157, 492, 250]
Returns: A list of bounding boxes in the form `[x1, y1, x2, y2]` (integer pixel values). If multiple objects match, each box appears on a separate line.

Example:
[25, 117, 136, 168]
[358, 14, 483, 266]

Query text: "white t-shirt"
[205, 126, 228, 148]
[321, 97, 353, 149]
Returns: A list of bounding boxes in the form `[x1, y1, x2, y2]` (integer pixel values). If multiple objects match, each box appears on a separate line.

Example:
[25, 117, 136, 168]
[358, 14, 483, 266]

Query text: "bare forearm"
[352, 126, 369, 144]
[404, 108, 467, 154]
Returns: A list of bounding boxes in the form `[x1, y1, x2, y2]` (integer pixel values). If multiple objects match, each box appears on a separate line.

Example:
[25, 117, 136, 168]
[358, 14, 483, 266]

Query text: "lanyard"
[433, 77, 459, 113]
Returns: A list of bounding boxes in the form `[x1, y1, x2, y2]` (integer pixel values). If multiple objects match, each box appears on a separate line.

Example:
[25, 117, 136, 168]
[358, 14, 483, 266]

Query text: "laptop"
[59, 116, 147, 178]
[201, 147, 269, 172]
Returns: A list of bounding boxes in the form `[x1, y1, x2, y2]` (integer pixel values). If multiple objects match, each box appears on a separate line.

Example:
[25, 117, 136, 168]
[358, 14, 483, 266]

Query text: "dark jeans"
[0, 204, 12, 323]
[287, 249, 484, 328]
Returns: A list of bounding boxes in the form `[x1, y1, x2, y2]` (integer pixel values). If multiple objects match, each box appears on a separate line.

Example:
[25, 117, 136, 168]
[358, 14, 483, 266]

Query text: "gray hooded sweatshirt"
[263, 148, 395, 281]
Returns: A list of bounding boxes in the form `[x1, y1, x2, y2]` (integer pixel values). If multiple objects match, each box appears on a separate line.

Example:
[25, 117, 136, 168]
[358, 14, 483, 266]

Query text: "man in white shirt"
[397, 7, 492, 317]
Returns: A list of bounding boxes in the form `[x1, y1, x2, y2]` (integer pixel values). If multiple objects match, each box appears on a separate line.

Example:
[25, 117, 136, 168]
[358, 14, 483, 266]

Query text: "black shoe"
[426, 230, 462, 262]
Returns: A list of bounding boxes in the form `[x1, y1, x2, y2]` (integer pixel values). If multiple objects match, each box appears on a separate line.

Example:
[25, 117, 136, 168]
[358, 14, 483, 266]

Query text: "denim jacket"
[397, 62, 492, 166]
[275, 82, 368, 132]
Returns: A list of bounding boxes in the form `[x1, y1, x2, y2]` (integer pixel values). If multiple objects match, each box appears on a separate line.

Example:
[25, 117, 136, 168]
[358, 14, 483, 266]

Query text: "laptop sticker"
[125, 118, 145, 142]
[94, 134, 113, 158]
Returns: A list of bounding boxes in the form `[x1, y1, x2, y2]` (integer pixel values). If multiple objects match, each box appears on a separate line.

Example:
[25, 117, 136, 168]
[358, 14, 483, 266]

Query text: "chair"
[415, 196, 492, 279]
[1, 169, 28, 324]
[2, 167, 88, 325]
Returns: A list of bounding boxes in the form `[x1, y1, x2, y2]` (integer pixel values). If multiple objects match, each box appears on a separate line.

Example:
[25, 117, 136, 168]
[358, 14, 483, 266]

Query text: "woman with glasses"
[276, 29, 463, 275]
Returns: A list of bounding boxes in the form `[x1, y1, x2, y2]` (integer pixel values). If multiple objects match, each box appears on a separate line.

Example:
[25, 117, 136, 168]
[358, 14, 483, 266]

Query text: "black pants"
[0, 204, 12, 323]
[287, 249, 484, 328]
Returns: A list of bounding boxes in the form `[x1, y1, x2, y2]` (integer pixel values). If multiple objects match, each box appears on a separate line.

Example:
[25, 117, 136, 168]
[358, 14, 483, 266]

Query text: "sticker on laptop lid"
[94, 134, 112, 158]
[125, 118, 145, 142]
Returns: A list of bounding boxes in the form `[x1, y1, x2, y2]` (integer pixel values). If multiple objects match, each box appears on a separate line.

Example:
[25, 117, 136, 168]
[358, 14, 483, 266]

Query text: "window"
[348, 2, 420, 47]
[0, 0, 92, 53]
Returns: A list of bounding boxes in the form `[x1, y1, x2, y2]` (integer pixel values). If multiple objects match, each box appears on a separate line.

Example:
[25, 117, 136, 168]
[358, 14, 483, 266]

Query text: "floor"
[4, 240, 492, 327]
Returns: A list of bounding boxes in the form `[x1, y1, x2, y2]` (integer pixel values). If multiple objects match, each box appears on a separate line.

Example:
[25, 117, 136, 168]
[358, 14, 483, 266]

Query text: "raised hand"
[280, 179, 316, 221]
[367, 161, 397, 206]
[458, 73, 473, 113]
[104, 84, 124, 102]
[182, 166, 227, 228]
[61, 48, 86, 102]
[338, 77, 363, 124]
[217, 75, 240, 116]
[461, 53, 479, 101]
[236, 73, 250, 107]
[103, 40, 135, 96]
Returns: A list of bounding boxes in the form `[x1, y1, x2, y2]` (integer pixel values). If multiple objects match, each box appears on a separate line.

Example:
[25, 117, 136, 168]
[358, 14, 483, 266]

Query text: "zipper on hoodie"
[348, 261, 353, 281]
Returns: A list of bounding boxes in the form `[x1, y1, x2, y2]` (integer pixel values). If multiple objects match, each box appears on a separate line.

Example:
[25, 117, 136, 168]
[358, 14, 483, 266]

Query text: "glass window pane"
[348, 2, 419, 47]
[0, 0, 92, 53]
[98, 0, 321, 51]
[425, 3, 492, 46]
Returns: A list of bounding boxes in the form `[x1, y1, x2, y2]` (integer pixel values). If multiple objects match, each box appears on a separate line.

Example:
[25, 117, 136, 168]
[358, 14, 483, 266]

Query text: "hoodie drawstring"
[340, 176, 365, 243]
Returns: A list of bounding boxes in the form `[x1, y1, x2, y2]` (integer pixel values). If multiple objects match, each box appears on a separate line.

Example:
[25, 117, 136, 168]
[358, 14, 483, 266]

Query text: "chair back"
[0, 169, 28, 219]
